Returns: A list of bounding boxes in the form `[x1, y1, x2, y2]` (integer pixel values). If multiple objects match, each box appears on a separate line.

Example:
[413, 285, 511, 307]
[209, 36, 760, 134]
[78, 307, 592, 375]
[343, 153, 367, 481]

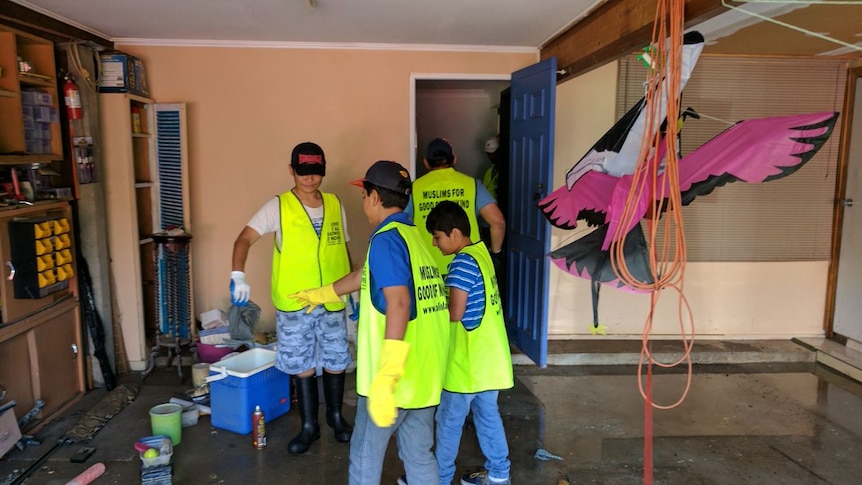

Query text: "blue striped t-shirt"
[445, 253, 486, 330]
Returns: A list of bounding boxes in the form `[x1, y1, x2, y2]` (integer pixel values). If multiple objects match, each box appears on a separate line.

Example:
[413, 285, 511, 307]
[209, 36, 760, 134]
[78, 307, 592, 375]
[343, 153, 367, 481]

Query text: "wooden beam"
[0, 0, 112, 49]
[542, 0, 735, 84]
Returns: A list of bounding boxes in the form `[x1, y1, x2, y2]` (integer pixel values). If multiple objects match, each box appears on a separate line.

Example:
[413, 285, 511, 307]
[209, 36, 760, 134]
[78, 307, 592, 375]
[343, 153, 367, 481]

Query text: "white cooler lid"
[209, 348, 276, 378]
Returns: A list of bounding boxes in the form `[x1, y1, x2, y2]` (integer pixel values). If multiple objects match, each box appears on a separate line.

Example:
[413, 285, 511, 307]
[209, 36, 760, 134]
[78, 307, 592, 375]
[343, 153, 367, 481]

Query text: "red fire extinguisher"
[64, 75, 83, 120]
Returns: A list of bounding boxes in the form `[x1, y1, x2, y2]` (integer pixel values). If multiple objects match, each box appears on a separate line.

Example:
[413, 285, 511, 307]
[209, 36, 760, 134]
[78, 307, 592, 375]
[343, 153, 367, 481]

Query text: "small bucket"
[150, 403, 182, 446]
[191, 363, 210, 388]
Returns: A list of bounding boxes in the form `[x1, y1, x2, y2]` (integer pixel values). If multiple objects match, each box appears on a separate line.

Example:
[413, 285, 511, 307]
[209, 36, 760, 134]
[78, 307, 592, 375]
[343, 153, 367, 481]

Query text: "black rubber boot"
[323, 372, 352, 442]
[287, 375, 320, 454]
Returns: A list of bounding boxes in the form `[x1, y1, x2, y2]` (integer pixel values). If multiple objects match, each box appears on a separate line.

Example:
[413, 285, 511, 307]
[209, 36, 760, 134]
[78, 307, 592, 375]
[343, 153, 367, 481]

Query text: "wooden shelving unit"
[0, 25, 83, 432]
[0, 26, 63, 162]
[0, 201, 84, 430]
[102, 93, 192, 370]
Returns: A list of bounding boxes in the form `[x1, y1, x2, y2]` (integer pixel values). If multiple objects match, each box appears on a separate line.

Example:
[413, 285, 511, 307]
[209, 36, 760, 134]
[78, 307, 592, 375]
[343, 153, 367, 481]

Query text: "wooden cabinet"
[0, 24, 76, 209]
[0, 25, 62, 162]
[0, 201, 84, 431]
[0, 25, 84, 432]
[100, 94, 189, 370]
[0, 203, 76, 323]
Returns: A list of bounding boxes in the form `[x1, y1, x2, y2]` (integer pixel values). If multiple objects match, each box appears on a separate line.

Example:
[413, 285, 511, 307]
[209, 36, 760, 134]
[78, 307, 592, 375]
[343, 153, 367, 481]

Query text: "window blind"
[617, 55, 846, 261]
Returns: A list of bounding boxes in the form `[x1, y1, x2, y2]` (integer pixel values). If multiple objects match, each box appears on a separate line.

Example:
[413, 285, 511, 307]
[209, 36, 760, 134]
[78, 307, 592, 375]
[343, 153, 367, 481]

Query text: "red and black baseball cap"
[291, 142, 326, 176]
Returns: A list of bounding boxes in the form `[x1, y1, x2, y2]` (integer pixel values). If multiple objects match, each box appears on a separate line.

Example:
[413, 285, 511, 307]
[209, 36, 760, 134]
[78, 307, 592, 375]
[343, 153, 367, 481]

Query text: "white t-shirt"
[247, 196, 350, 250]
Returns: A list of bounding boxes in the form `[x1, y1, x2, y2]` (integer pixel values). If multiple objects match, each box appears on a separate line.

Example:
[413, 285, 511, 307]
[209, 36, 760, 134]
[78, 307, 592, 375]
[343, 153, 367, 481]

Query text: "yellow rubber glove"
[289, 284, 341, 313]
[368, 339, 410, 427]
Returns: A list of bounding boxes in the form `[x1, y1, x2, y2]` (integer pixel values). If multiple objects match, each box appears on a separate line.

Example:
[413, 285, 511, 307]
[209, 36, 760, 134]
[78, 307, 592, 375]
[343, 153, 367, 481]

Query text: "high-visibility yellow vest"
[443, 242, 513, 393]
[271, 191, 350, 312]
[482, 166, 498, 200]
[412, 168, 480, 275]
[356, 219, 450, 409]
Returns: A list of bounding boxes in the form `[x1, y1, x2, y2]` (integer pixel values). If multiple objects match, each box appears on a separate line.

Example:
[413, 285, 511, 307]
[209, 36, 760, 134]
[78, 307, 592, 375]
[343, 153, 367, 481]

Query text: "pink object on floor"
[65, 462, 105, 485]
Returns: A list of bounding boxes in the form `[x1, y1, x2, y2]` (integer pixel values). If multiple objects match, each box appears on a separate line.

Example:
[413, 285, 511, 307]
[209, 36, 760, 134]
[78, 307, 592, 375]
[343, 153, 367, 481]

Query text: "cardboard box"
[99, 53, 149, 97]
[0, 408, 22, 459]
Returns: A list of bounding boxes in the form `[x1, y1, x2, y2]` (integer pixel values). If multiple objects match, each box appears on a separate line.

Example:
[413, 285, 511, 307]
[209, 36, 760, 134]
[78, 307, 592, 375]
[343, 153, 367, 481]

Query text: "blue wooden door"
[506, 58, 556, 367]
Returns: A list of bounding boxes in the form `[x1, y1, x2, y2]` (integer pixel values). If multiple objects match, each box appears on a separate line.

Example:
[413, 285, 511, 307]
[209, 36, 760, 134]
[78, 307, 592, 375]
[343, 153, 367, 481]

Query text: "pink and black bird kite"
[538, 32, 840, 330]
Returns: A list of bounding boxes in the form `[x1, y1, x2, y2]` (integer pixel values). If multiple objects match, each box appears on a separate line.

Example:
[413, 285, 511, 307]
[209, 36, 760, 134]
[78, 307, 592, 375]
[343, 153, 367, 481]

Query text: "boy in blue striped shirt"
[424, 200, 513, 485]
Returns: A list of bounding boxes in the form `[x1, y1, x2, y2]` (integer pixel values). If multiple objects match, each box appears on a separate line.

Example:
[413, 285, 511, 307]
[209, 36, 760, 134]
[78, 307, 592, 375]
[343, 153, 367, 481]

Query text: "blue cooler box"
[207, 349, 290, 434]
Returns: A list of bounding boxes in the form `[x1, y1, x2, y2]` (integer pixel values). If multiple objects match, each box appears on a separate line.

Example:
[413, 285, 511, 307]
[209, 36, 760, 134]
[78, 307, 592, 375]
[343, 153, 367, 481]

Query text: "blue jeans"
[349, 396, 439, 485]
[435, 390, 510, 485]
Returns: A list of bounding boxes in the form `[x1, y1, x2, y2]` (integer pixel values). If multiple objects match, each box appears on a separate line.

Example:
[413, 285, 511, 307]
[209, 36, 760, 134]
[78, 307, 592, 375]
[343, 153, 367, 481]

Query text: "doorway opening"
[410, 73, 511, 310]
[410, 75, 510, 180]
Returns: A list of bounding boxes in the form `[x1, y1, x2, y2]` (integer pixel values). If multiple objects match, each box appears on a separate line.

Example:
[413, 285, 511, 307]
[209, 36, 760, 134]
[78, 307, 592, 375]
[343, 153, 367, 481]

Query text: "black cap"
[425, 138, 454, 163]
[291, 142, 326, 176]
[350, 160, 412, 195]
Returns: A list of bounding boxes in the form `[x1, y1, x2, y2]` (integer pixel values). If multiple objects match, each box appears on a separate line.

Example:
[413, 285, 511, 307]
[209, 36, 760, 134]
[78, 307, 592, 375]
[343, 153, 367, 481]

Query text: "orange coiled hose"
[608, 3, 693, 483]
[610, 0, 694, 411]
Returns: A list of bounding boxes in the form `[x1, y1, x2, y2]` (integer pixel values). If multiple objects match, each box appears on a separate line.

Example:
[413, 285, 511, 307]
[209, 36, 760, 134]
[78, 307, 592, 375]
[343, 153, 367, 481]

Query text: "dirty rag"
[223, 300, 261, 347]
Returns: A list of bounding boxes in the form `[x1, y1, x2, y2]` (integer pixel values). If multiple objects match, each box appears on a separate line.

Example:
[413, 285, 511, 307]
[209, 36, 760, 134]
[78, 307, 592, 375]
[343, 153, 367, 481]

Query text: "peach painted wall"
[549, 62, 828, 339]
[111, 44, 827, 350]
[116, 44, 536, 332]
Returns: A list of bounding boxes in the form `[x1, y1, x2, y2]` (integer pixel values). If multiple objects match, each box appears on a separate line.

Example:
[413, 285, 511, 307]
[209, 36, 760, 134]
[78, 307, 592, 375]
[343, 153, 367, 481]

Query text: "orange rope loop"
[608, 0, 694, 410]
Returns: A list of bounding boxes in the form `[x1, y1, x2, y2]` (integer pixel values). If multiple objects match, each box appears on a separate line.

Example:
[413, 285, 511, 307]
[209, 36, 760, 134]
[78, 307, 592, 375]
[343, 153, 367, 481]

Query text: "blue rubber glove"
[347, 293, 359, 322]
[230, 271, 250, 306]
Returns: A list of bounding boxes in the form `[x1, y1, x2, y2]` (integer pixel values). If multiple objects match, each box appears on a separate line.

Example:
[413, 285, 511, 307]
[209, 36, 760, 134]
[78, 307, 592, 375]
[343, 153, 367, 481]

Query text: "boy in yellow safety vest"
[230, 141, 353, 454]
[422, 199, 513, 485]
[291, 160, 450, 485]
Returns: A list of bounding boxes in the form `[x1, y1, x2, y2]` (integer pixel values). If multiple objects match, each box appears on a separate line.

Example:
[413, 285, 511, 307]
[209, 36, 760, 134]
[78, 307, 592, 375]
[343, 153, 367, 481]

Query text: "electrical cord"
[67, 41, 100, 92]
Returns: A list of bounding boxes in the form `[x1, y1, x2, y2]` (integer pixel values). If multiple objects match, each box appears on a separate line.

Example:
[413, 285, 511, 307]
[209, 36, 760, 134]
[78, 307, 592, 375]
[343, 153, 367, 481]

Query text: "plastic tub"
[195, 340, 236, 364]
[138, 435, 173, 467]
[181, 407, 199, 427]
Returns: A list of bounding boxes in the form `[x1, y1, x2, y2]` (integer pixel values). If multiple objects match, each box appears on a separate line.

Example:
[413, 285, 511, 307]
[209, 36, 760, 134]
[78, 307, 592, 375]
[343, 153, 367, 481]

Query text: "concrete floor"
[3, 342, 862, 484]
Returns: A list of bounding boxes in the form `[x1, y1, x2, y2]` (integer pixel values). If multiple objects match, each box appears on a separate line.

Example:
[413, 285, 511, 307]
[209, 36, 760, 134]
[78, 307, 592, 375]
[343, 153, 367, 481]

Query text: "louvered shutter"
[154, 103, 189, 231]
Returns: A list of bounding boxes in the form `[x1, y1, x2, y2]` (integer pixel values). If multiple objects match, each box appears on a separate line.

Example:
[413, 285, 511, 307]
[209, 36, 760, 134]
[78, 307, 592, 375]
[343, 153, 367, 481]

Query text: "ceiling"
[7, 0, 862, 59]
[9, 0, 601, 48]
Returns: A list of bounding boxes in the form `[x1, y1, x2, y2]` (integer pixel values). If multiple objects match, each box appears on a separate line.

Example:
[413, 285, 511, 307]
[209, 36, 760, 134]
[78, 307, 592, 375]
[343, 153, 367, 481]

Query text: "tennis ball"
[143, 448, 159, 459]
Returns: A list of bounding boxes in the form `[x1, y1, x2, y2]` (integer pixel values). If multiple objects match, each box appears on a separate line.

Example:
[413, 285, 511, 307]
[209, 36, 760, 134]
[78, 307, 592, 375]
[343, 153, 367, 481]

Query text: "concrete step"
[794, 337, 862, 382]
[511, 339, 816, 366]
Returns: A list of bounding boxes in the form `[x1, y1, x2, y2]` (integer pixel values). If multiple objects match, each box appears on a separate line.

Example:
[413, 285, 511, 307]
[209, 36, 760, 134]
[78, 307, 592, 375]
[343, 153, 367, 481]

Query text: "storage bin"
[194, 340, 236, 364]
[207, 349, 290, 434]
[139, 437, 173, 485]
[137, 435, 172, 467]
[199, 308, 228, 329]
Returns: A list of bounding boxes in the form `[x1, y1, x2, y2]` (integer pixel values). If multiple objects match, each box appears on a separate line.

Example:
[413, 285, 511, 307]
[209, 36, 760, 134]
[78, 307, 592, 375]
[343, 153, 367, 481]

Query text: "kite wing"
[676, 111, 839, 202]
[549, 223, 654, 328]
[537, 170, 619, 229]
[564, 98, 646, 188]
[550, 224, 653, 291]
[542, 31, 705, 231]
[603, 111, 840, 248]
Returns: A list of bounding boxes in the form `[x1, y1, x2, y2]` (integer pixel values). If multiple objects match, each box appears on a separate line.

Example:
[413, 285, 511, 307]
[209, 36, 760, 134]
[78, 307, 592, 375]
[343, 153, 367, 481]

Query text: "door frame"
[825, 59, 862, 340]
[409, 73, 511, 178]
